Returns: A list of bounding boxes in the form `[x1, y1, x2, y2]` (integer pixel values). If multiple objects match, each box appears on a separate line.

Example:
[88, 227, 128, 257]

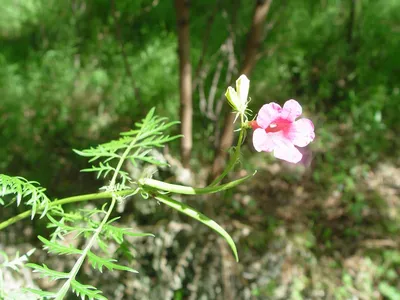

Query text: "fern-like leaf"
[46, 214, 96, 239]
[103, 221, 154, 244]
[0, 248, 35, 272]
[71, 280, 107, 300]
[24, 288, 57, 299]
[87, 251, 138, 273]
[0, 249, 36, 299]
[26, 263, 69, 281]
[74, 107, 181, 182]
[0, 174, 50, 218]
[38, 236, 82, 256]
[22, 109, 181, 298]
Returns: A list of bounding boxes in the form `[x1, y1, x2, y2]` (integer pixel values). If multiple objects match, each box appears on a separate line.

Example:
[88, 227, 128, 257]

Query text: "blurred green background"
[0, 0, 399, 299]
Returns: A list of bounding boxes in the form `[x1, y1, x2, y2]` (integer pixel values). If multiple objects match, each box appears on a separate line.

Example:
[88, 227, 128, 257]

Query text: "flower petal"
[289, 118, 315, 147]
[236, 75, 250, 109]
[225, 87, 240, 111]
[273, 138, 303, 163]
[253, 128, 275, 152]
[282, 99, 302, 121]
[256, 103, 282, 128]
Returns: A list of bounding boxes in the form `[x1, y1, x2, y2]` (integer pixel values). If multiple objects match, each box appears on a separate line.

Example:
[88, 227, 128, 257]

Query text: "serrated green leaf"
[131, 156, 169, 166]
[0, 174, 50, 217]
[87, 251, 138, 273]
[2, 248, 35, 272]
[46, 108, 180, 299]
[24, 288, 56, 298]
[26, 263, 69, 280]
[96, 237, 110, 254]
[46, 214, 96, 237]
[71, 280, 107, 300]
[38, 236, 82, 256]
[74, 108, 180, 184]
[103, 222, 154, 244]
[154, 194, 239, 262]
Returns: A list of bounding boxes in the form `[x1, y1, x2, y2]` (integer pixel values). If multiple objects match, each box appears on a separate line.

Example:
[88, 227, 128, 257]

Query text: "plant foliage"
[0, 108, 251, 299]
[0, 175, 50, 218]
[0, 249, 36, 299]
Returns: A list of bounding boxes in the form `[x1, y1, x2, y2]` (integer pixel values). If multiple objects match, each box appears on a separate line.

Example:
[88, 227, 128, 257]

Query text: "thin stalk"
[140, 171, 254, 195]
[210, 116, 246, 186]
[55, 129, 141, 298]
[54, 198, 116, 300]
[1, 169, 255, 231]
[0, 189, 135, 231]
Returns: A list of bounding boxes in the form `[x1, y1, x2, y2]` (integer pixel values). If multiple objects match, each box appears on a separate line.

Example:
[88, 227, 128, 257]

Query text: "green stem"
[0, 189, 135, 231]
[1, 168, 256, 231]
[140, 172, 254, 195]
[55, 128, 140, 298]
[54, 198, 117, 300]
[210, 123, 246, 187]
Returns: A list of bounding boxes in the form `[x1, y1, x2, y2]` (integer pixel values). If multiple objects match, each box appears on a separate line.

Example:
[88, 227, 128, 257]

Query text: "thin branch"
[192, 0, 222, 91]
[206, 60, 224, 119]
[199, 80, 207, 116]
[0, 189, 135, 231]
[216, 36, 237, 115]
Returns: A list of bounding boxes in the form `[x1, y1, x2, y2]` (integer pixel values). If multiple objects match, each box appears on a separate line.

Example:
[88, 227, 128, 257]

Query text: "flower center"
[250, 119, 291, 133]
[265, 120, 290, 133]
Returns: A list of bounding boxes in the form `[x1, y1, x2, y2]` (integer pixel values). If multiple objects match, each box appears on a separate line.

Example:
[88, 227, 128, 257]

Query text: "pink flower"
[251, 99, 315, 163]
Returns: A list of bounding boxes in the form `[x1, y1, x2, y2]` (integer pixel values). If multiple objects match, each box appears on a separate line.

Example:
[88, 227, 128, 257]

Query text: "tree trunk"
[175, 0, 193, 169]
[210, 0, 273, 180]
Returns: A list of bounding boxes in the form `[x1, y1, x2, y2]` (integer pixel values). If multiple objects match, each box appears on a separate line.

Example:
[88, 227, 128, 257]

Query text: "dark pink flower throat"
[250, 119, 291, 133]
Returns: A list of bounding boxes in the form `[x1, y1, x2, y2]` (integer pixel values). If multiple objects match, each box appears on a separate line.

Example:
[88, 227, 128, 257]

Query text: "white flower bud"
[225, 75, 250, 121]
